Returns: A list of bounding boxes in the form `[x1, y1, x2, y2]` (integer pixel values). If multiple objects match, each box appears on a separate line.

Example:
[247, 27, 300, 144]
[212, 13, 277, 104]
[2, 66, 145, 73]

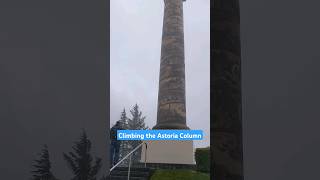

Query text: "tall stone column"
[212, 0, 244, 179]
[153, 0, 189, 130]
[141, 0, 194, 165]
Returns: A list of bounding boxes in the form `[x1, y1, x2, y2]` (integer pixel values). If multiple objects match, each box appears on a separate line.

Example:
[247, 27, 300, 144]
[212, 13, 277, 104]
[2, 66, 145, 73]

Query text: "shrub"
[195, 147, 210, 173]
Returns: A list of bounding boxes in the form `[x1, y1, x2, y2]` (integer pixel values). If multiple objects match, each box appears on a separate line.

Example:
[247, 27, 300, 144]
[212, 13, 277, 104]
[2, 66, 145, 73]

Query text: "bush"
[195, 147, 210, 173]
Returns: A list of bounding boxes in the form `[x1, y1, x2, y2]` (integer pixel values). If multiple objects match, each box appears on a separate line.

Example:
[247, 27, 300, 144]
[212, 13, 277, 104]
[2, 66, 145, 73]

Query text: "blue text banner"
[117, 130, 203, 141]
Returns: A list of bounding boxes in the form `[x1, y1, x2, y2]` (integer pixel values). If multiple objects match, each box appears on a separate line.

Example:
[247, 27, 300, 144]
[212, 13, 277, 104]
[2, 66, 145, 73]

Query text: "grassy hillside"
[150, 169, 210, 180]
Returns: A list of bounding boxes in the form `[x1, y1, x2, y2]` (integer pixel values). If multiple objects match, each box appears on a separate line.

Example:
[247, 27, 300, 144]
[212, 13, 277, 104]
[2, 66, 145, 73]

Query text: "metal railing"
[110, 142, 147, 180]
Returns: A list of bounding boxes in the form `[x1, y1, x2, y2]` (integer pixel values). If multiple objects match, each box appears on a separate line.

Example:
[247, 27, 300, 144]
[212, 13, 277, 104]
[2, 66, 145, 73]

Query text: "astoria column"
[212, 0, 244, 179]
[153, 0, 189, 130]
[141, 0, 194, 165]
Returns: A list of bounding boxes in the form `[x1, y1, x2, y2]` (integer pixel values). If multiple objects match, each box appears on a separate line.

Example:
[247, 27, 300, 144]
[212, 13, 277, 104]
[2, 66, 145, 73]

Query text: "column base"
[140, 140, 195, 165]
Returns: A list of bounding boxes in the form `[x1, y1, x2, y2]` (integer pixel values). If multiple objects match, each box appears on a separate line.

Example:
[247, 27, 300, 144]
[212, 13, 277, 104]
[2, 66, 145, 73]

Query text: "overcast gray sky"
[110, 0, 210, 148]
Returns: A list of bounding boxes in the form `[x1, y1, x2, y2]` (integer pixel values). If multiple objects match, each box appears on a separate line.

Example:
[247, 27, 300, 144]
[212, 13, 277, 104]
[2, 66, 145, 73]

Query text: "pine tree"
[117, 108, 130, 166]
[31, 145, 56, 180]
[63, 130, 102, 180]
[118, 108, 128, 129]
[127, 104, 148, 163]
[128, 104, 147, 130]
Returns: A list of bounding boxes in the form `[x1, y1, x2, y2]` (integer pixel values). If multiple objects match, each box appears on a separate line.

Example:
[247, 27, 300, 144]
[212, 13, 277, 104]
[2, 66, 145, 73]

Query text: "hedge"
[195, 147, 210, 173]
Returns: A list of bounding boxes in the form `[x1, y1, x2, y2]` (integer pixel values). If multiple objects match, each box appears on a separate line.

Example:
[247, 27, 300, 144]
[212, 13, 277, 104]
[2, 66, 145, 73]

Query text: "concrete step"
[110, 167, 154, 180]
[110, 175, 148, 180]
[113, 167, 152, 172]
[111, 170, 150, 177]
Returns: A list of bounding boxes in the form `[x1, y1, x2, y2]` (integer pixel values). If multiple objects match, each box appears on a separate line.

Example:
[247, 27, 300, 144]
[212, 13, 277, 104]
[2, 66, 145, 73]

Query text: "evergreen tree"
[128, 104, 147, 130]
[118, 108, 128, 129]
[117, 108, 130, 166]
[31, 145, 56, 180]
[63, 130, 102, 180]
[127, 104, 148, 163]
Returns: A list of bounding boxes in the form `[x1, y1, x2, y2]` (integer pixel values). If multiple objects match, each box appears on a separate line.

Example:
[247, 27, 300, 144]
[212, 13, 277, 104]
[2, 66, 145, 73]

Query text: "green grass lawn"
[150, 169, 210, 180]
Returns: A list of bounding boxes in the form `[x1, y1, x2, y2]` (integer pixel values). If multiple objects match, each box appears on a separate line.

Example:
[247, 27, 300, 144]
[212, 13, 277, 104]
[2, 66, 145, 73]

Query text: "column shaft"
[154, 0, 188, 129]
